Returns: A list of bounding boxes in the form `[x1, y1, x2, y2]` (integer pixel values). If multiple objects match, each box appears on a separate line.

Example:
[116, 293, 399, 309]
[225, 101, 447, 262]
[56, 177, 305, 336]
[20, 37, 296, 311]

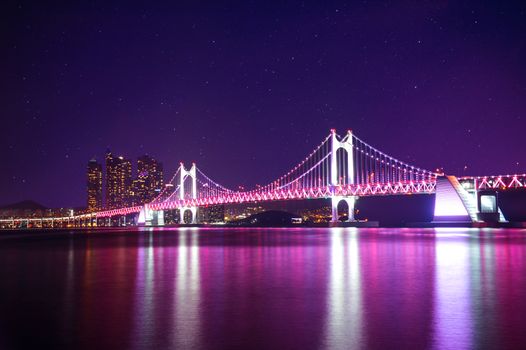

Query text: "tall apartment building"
[105, 150, 132, 209]
[137, 155, 164, 203]
[87, 159, 103, 212]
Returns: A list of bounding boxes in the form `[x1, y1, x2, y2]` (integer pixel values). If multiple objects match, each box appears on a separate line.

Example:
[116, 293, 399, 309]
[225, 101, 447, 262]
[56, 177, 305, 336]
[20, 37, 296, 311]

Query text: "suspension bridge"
[99, 129, 439, 225]
[2, 129, 524, 228]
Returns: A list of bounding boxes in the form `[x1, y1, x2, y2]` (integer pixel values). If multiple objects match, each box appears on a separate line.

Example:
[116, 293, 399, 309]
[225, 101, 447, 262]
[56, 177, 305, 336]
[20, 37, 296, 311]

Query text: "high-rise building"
[105, 150, 132, 209]
[87, 159, 103, 212]
[129, 177, 146, 207]
[105, 151, 114, 208]
[137, 155, 164, 204]
[104, 151, 163, 208]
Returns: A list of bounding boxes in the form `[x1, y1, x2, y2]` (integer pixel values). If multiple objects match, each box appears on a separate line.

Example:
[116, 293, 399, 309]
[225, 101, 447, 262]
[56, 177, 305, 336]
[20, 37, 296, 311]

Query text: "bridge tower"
[139, 162, 198, 226]
[330, 129, 356, 222]
[179, 162, 198, 224]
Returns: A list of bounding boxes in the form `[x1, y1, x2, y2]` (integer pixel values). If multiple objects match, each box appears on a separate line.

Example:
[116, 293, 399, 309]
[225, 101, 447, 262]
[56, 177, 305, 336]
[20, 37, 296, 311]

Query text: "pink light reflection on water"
[432, 228, 474, 350]
[2, 227, 526, 349]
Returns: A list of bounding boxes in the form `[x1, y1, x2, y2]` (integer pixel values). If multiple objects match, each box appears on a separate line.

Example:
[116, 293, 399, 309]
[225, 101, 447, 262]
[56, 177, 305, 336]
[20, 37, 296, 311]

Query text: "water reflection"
[433, 229, 473, 350]
[172, 229, 201, 349]
[470, 232, 497, 348]
[1, 228, 526, 349]
[322, 228, 364, 349]
[131, 232, 155, 349]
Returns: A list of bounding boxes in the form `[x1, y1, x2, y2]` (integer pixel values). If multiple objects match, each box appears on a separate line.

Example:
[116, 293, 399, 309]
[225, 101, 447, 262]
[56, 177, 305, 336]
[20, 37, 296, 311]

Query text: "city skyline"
[2, 1, 526, 208]
[89, 151, 164, 211]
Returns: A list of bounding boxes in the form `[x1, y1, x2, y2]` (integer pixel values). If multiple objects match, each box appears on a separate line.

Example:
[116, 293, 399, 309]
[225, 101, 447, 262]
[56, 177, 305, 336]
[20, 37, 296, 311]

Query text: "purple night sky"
[1, 1, 525, 208]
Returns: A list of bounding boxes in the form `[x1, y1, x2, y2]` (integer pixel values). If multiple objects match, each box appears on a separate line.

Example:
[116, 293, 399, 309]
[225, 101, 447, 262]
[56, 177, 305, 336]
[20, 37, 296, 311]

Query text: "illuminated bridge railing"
[146, 180, 436, 212]
[459, 174, 526, 190]
[96, 206, 143, 218]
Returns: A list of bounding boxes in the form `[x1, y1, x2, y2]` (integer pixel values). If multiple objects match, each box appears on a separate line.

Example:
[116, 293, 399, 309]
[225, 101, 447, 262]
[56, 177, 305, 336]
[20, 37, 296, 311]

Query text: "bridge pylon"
[179, 162, 198, 224]
[330, 129, 354, 186]
[330, 129, 356, 222]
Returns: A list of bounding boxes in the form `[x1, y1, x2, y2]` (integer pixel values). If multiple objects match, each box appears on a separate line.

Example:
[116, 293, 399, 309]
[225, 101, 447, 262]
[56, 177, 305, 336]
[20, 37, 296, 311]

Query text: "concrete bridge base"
[331, 196, 356, 222]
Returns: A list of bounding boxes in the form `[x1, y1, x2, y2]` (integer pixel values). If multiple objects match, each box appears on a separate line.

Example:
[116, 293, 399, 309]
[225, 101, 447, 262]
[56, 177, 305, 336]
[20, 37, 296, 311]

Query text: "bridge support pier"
[331, 196, 356, 222]
[151, 210, 164, 226]
[180, 207, 197, 224]
[140, 205, 165, 226]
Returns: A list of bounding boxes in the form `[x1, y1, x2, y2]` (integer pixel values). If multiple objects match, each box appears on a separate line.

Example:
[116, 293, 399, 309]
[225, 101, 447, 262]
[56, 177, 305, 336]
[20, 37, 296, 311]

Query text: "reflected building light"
[61, 241, 75, 336]
[131, 233, 155, 350]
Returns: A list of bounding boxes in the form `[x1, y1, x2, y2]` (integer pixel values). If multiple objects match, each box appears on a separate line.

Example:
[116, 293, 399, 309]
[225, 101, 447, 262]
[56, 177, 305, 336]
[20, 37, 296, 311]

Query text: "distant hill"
[0, 200, 48, 210]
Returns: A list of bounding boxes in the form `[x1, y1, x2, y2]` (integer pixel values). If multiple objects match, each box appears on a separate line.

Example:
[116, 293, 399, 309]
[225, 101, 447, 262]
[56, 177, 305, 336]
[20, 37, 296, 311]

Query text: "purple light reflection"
[2, 228, 526, 349]
[432, 229, 473, 350]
